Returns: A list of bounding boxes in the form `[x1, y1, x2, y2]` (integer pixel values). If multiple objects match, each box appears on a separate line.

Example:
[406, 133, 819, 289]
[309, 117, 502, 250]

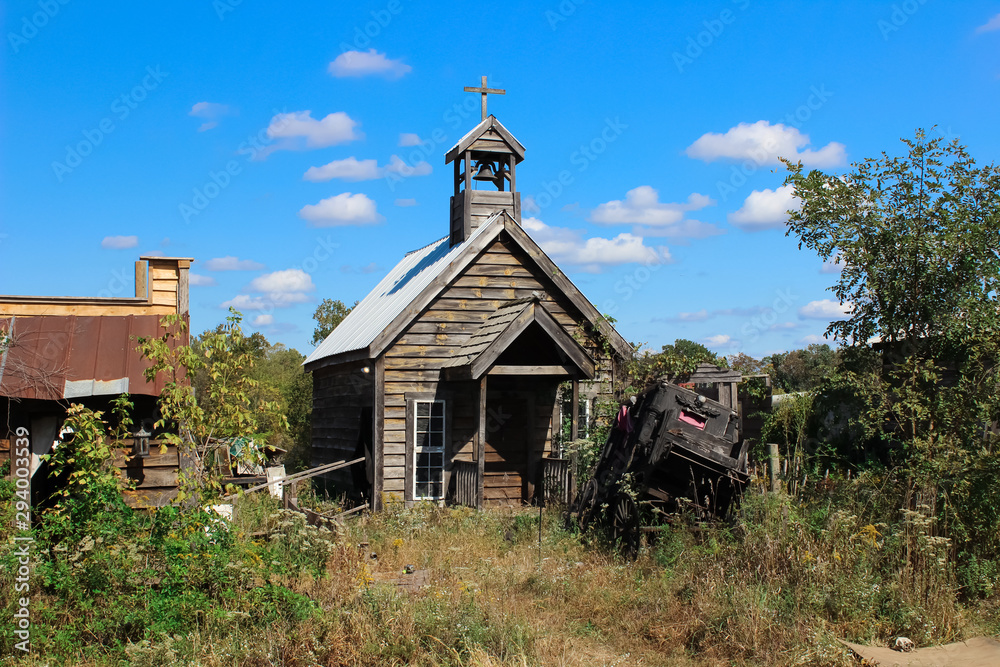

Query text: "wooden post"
[476, 376, 487, 509]
[767, 443, 780, 493]
[134, 260, 148, 300]
[373, 358, 385, 511]
[570, 379, 579, 441]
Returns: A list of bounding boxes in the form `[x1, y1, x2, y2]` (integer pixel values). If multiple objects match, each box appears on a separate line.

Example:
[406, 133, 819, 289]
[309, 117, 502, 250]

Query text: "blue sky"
[3, 1, 999, 359]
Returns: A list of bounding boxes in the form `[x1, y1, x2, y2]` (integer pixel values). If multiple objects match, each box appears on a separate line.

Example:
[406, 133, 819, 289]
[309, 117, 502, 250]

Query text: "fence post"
[767, 443, 780, 493]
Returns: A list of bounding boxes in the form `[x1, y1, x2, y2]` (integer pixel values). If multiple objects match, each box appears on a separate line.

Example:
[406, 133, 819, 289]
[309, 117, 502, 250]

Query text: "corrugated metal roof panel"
[304, 216, 499, 365]
[0, 314, 181, 400]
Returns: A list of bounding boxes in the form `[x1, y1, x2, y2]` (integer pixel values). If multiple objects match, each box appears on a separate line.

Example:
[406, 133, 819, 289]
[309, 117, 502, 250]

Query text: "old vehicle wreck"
[569, 379, 750, 555]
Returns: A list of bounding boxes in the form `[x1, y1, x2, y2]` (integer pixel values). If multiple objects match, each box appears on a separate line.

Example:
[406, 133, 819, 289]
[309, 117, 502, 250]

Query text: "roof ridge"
[404, 236, 448, 257]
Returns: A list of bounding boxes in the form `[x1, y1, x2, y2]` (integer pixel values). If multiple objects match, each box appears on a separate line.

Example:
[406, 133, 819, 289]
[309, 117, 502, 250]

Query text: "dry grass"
[5, 475, 998, 666]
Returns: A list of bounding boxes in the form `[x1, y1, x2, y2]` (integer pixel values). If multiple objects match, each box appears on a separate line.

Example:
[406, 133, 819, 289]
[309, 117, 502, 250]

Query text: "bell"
[473, 161, 495, 181]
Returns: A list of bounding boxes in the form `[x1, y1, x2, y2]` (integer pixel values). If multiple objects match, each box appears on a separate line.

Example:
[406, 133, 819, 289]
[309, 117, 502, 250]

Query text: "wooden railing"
[452, 459, 479, 508]
[542, 457, 574, 506]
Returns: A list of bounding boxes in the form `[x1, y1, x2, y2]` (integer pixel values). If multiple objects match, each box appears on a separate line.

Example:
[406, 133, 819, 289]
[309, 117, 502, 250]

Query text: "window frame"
[405, 395, 448, 502]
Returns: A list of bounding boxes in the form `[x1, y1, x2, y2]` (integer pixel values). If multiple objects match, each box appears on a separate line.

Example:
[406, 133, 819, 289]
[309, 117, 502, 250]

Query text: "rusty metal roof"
[0, 314, 184, 401]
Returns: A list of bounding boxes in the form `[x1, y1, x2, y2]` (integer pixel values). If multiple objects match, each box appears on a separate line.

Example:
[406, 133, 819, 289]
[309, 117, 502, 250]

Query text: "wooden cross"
[464, 75, 505, 121]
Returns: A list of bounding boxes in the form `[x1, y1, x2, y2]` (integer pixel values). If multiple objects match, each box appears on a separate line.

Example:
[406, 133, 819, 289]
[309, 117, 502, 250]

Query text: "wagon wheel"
[576, 478, 600, 531]
[611, 494, 640, 559]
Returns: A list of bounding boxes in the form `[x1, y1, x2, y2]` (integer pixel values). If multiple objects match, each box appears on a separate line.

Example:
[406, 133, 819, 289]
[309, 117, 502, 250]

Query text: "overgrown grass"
[2, 474, 998, 666]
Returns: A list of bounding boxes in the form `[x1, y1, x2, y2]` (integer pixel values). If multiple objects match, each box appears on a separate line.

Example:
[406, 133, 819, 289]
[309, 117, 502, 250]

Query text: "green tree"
[629, 338, 727, 386]
[137, 310, 287, 502]
[784, 130, 1000, 569]
[764, 344, 840, 393]
[311, 298, 357, 345]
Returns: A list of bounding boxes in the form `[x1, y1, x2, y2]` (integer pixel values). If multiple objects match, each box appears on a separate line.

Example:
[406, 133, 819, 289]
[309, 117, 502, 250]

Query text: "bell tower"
[445, 76, 525, 246]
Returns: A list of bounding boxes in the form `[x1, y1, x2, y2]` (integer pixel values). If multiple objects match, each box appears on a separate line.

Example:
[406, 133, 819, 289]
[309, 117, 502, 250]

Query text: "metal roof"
[304, 216, 500, 366]
[0, 314, 180, 401]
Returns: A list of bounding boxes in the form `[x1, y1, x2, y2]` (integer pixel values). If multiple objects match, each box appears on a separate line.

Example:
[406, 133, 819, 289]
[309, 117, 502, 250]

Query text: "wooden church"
[304, 79, 632, 509]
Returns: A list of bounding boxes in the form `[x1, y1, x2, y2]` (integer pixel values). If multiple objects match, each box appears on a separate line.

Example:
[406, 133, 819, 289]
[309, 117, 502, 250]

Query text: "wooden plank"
[463, 265, 535, 278]
[488, 365, 576, 376]
[385, 356, 455, 371]
[150, 291, 176, 307]
[113, 445, 179, 468]
[135, 261, 148, 299]
[178, 267, 189, 314]
[386, 345, 459, 358]
[477, 376, 487, 509]
[427, 299, 506, 312]
[123, 467, 177, 488]
[452, 275, 545, 290]
[385, 370, 444, 382]
[393, 332, 470, 346]
[404, 321, 485, 335]
[149, 268, 178, 281]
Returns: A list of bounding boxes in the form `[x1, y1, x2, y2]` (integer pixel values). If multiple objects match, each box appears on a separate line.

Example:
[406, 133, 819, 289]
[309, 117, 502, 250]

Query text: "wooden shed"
[305, 103, 632, 509]
[1, 256, 193, 507]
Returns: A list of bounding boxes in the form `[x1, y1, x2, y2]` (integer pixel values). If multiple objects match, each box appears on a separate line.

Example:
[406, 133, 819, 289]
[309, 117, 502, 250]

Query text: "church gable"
[385, 232, 602, 368]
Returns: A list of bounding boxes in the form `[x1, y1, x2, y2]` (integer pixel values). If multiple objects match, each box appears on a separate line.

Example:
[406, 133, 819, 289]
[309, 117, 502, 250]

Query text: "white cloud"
[247, 268, 315, 294]
[259, 110, 362, 158]
[591, 187, 713, 226]
[189, 273, 217, 286]
[703, 334, 732, 346]
[221, 293, 310, 311]
[189, 101, 232, 131]
[686, 120, 847, 168]
[799, 334, 828, 345]
[328, 49, 412, 79]
[304, 157, 379, 182]
[523, 196, 540, 214]
[303, 155, 431, 182]
[728, 184, 801, 231]
[384, 154, 432, 177]
[395, 198, 417, 207]
[204, 256, 265, 271]
[299, 192, 382, 226]
[820, 254, 845, 274]
[799, 299, 853, 320]
[975, 12, 1000, 33]
[522, 217, 671, 273]
[678, 310, 709, 322]
[101, 235, 138, 249]
[252, 314, 274, 326]
[398, 133, 422, 146]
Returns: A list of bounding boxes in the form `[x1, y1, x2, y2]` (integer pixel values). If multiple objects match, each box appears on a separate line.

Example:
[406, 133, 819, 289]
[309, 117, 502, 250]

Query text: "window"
[413, 400, 446, 500]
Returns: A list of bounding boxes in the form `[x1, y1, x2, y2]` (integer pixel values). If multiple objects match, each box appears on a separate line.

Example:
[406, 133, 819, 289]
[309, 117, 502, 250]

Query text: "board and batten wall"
[311, 359, 373, 491]
[380, 231, 617, 502]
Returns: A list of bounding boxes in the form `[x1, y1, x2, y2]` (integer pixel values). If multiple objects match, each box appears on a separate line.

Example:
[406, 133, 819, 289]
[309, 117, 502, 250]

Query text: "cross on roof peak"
[464, 75, 505, 122]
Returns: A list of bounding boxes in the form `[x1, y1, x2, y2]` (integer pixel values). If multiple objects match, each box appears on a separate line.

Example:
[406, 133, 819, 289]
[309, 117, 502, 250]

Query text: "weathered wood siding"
[312, 359, 373, 491]
[382, 231, 616, 503]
